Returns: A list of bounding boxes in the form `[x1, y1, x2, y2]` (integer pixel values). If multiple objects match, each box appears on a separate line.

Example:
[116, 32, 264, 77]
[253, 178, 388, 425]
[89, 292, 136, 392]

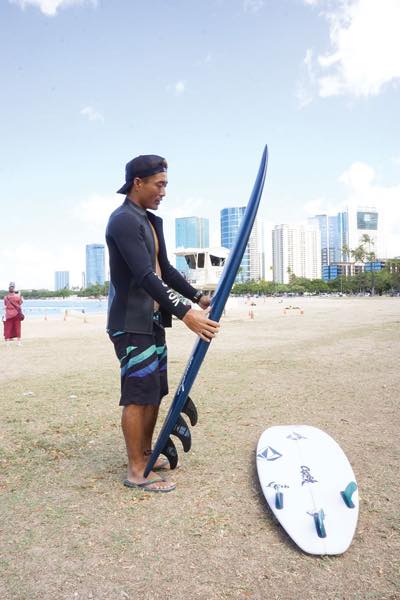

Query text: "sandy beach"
[1, 296, 399, 600]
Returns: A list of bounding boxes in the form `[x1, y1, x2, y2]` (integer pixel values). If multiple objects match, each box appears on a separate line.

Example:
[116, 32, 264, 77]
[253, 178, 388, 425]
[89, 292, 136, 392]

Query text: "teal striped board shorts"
[109, 321, 168, 406]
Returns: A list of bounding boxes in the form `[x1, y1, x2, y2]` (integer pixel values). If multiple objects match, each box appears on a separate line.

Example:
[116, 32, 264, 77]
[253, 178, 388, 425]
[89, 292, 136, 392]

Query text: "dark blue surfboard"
[144, 145, 269, 477]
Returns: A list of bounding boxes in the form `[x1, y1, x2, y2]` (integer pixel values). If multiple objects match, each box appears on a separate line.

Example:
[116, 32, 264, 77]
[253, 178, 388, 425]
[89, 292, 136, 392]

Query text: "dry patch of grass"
[0, 298, 399, 599]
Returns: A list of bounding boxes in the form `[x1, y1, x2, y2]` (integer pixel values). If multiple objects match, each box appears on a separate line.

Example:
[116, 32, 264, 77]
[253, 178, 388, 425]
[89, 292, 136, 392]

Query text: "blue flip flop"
[123, 478, 176, 493]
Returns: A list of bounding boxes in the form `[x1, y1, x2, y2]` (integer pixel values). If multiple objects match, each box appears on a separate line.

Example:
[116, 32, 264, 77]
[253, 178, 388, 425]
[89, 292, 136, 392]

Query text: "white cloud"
[0, 243, 83, 290]
[80, 106, 104, 123]
[166, 81, 186, 96]
[303, 197, 339, 217]
[0, 194, 121, 289]
[73, 194, 121, 229]
[302, 0, 400, 99]
[9, 0, 96, 17]
[296, 49, 315, 108]
[338, 161, 375, 190]
[243, 0, 264, 13]
[175, 81, 186, 95]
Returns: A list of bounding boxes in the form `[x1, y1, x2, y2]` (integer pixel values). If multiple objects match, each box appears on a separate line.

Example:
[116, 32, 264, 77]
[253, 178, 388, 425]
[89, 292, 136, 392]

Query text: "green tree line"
[0, 282, 110, 300]
[231, 264, 400, 297]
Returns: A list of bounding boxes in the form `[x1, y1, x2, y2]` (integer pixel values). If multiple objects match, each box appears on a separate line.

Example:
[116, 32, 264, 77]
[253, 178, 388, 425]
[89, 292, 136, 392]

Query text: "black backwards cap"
[117, 154, 168, 194]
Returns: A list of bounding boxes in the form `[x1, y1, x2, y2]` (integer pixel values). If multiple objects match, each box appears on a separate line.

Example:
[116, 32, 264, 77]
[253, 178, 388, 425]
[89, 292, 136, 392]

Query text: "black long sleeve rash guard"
[106, 198, 198, 334]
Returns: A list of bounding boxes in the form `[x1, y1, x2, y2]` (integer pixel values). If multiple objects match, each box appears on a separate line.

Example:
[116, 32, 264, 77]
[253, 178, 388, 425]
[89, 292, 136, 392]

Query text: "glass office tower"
[175, 217, 209, 273]
[220, 206, 250, 282]
[54, 271, 70, 291]
[86, 244, 105, 286]
[309, 211, 349, 275]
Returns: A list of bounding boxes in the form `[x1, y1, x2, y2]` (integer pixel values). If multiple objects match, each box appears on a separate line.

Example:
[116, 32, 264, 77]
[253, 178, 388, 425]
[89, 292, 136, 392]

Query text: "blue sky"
[1, 0, 400, 289]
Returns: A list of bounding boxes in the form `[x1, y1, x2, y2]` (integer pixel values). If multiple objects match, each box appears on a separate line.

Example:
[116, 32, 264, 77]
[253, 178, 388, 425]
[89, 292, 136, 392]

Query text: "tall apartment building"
[175, 217, 209, 273]
[248, 218, 263, 280]
[309, 211, 349, 273]
[220, 207, 261, 282]
[85, 244, 105, 286]
[54, 271, 69, 291]
[272, 224, 321, 283]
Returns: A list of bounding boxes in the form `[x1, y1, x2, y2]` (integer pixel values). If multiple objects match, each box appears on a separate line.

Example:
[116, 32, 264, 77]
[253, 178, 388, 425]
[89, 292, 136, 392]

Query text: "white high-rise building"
[262, 221, 274, 281]
[272, 224, 321, 283]
[220, 208, 262, 281]
[248, 217, 262, 281]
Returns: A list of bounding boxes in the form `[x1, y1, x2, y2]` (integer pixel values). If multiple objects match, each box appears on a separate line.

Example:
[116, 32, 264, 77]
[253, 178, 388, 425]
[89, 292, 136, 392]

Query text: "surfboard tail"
[144, 395, 200, 476]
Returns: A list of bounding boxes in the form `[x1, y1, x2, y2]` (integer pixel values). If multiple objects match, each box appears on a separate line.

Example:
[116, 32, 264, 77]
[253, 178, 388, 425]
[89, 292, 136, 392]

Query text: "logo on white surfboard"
[267, 481, 289, 490]
[287, 431, 307, 441]
[257, 446, 282, 461]
[301, 465, 318, 485]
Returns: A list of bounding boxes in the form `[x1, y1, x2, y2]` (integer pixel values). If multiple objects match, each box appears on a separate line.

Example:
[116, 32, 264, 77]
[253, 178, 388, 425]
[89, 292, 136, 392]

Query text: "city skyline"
[1, 0, 400, 289]
[21, 201, 386, 291]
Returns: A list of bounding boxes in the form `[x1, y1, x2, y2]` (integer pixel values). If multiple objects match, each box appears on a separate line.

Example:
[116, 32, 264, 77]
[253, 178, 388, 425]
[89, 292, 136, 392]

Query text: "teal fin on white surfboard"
[313, 510, 327, 538]
[275, 491, 284, 510]
[341, 481, 358, 509]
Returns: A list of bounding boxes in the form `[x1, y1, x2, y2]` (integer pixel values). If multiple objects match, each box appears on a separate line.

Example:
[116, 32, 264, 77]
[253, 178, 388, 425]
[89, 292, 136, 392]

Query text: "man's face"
[132, 172, 168, 211]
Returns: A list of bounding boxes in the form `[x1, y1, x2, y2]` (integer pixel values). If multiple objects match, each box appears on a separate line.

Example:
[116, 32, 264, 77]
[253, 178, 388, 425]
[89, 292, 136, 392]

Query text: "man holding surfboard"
[106, 154, 219, 493]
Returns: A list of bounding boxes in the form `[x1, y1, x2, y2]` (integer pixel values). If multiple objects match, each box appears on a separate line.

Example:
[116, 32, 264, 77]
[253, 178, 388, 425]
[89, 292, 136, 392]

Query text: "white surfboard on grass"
[256, 425, 359, 555]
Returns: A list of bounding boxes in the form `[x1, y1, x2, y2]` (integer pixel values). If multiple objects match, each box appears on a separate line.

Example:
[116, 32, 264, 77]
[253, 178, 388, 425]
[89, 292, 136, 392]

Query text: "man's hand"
[182, 308, 220, 342]
[198, 294, 211, 310]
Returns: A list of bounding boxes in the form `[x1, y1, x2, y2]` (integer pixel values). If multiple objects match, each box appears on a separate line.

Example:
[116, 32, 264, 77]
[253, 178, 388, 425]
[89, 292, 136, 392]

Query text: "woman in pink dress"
[3, 282, 24, 345]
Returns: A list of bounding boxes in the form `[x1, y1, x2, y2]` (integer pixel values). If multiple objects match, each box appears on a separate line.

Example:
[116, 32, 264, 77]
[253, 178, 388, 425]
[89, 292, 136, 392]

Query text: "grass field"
[1, 296, 399, 600]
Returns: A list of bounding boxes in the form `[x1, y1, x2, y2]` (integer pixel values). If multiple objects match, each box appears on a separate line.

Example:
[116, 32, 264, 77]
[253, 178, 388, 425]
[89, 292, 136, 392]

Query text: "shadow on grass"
[248, 446, 312, 557]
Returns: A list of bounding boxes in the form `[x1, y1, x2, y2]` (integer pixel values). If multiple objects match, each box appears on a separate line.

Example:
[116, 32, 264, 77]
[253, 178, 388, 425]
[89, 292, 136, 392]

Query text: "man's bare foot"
[144, 451, 180, 471]
[153, 456, 170, 470]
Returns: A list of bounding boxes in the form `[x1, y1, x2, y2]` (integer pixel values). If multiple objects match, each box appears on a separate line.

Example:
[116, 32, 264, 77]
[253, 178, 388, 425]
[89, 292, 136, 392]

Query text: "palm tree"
[343, 235, 377, 295]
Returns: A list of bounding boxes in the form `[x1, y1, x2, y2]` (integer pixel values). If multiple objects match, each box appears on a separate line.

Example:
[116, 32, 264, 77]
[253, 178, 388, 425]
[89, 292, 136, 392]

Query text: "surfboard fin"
[160, 437, 179, 470]
[341, 481, 358, 509]
[313, 510, 327, 538]
[275, 491, 284, 510]
[182, 395, 198, 426]
[172, 414, 192, 452]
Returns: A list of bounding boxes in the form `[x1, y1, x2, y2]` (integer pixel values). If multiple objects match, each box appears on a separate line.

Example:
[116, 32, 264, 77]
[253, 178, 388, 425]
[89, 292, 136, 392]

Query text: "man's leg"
[143, 404, 159, 452]
[121, 404, 175, 491]
[142, 405, 170, 469]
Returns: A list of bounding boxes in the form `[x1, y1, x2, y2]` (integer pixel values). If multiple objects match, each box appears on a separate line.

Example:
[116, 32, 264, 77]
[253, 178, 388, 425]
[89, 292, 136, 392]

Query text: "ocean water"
[5, 298, 108, 319]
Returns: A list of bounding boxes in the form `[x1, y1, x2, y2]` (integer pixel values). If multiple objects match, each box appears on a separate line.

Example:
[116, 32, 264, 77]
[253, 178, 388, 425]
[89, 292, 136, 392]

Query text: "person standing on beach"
[106, 155, 219, 493]
[3, 282, 24, 346]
